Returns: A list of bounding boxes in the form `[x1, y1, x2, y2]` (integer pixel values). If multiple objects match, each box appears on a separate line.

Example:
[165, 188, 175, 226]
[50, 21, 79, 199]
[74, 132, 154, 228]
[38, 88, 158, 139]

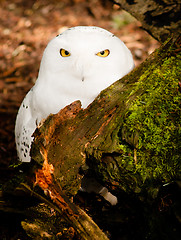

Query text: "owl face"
[36, 26, 134, 108]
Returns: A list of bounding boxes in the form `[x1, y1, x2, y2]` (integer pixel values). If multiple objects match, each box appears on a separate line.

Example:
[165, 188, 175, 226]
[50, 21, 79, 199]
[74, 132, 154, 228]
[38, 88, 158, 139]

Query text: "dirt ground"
[0, 0, 160, 239]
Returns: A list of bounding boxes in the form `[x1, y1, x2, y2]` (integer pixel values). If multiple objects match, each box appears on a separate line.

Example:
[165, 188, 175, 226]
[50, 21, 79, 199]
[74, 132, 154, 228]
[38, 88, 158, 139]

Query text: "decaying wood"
[16, 103, 109, 239]
[19, 182, 109, 240]
[114, 0, 181, 42]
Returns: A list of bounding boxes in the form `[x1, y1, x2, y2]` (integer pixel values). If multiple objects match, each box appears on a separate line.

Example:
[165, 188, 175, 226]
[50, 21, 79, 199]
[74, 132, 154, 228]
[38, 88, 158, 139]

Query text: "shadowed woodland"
[0, 0, 180, 239]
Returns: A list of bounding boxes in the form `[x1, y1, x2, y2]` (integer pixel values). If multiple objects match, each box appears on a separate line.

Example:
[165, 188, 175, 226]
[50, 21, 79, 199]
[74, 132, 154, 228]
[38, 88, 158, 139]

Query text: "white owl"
[15, 26, 134, 204]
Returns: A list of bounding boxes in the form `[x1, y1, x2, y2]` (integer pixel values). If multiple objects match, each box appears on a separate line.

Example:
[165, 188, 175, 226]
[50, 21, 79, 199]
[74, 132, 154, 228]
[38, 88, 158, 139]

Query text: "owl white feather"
[15, 26, 134, 204]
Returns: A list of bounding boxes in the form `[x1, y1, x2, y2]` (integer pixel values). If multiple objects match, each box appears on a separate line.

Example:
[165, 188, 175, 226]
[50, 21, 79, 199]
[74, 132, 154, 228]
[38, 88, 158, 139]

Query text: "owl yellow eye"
[60, 48, 71, 57]
[96, 49, 110, 57]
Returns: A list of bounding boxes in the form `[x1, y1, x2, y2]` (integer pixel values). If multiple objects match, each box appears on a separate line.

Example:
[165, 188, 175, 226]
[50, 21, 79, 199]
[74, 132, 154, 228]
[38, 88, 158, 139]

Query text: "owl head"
[35, 26, 134, 108]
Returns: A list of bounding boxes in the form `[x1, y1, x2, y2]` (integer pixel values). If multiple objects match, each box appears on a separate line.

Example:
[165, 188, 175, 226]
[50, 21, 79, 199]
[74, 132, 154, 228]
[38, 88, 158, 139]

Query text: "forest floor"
[0, 0, 159, 239]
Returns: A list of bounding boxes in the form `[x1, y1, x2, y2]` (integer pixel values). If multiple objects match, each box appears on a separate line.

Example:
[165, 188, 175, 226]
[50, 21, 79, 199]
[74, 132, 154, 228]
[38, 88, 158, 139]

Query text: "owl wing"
[15, 89, 37, 162]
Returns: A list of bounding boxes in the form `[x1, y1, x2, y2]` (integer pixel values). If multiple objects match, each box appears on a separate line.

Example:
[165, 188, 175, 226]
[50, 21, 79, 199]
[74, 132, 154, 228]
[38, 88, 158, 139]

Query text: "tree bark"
[113, 0, 181, 42]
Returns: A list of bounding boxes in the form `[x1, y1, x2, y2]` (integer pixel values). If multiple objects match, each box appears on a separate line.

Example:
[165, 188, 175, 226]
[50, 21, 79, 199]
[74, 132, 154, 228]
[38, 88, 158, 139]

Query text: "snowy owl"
[15, 26, 134, 204]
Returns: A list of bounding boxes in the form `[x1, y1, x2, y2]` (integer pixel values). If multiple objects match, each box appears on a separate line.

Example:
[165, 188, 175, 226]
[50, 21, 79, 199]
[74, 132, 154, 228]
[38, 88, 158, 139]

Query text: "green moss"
[119, 54, 181, 185]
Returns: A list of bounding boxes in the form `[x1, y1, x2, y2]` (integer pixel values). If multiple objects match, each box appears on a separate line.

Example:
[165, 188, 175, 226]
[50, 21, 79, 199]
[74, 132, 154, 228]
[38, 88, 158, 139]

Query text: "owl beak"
[73, 58, 86, 82]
